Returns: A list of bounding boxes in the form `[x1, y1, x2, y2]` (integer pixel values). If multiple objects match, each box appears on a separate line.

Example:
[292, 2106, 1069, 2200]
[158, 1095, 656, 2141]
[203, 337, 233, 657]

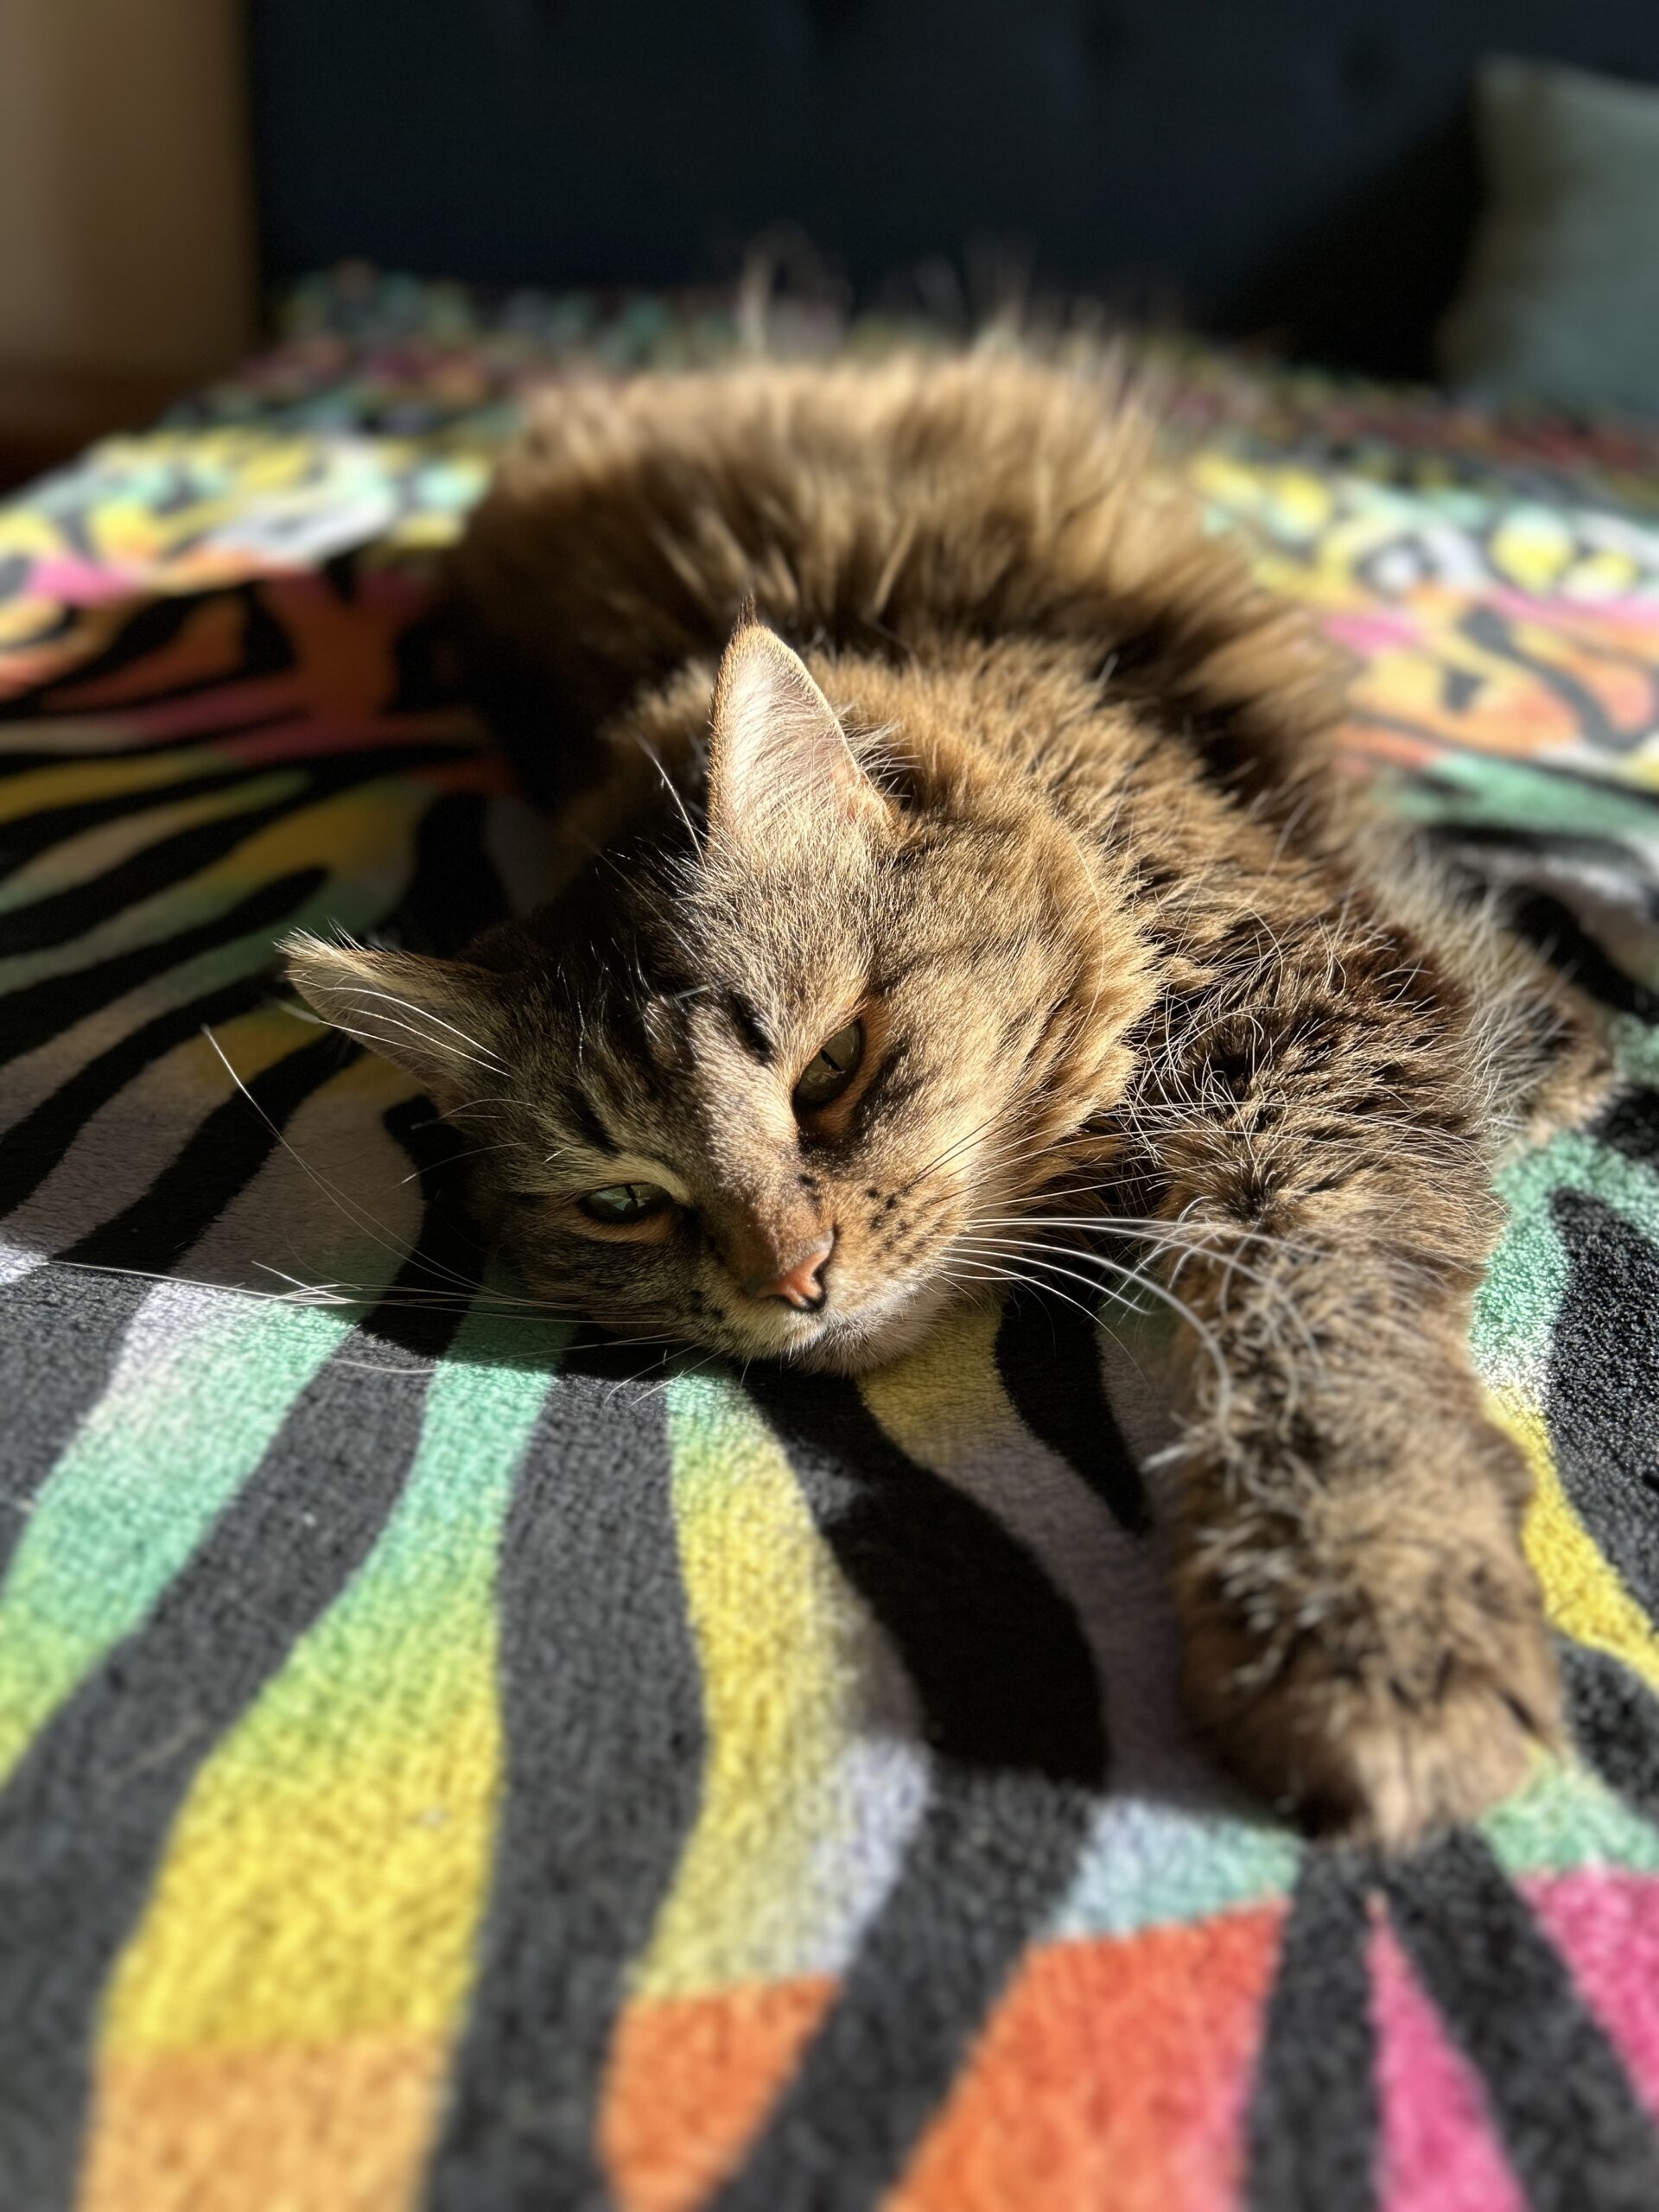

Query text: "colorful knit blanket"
[4, 279, 1659, 2212]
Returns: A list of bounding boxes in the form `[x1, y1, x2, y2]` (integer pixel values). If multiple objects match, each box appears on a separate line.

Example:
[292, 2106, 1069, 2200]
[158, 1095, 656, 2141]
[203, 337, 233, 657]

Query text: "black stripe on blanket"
[995, 1285, 1148, 1533]
[0, 760, 283, 881]
[1545, 1190, 1659, 1623]
[705, 1366, 1106, 2212]
[0, 594, 204, 728]
[0, 970, 271, 1216]
[1244, 1848, 1378, 2212]
[1461, 607, 1647, 757]
[1503, 896, 1659, 1021]
[390, 790, 514, 957]
[422, 1342, 704, 2212]
[1560, 1641, 1659, 1832]
[0, 745, 479, 953]
[61, 1030, 359, 1276]
[30, 584, 296, 721]
[372, 1094, 503, 1359]
[1592, 1084, 1659, 1178]
[9, 734, 475, 843]
[0, 1265, 153, 1585]
[1381, 1832, 1659, 2212]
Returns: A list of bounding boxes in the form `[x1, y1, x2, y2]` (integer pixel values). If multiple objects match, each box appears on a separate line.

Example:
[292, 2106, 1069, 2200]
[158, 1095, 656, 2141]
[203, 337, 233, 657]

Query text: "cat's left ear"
[707, 617, 892, 855]
[283, 935, 511, 1109]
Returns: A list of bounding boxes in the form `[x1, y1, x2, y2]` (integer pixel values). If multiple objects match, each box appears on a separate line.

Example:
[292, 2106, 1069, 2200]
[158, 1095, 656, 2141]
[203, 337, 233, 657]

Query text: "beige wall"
[0, 0, 257, 442]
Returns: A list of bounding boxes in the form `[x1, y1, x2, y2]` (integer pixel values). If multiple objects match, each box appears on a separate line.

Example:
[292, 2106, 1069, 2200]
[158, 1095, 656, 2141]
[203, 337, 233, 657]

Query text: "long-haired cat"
[288, 356, 1609, 1845]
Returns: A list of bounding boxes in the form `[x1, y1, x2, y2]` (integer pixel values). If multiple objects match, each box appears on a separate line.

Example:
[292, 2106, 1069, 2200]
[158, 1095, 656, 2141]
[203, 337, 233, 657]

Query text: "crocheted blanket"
[3, 278, 1659, 2212]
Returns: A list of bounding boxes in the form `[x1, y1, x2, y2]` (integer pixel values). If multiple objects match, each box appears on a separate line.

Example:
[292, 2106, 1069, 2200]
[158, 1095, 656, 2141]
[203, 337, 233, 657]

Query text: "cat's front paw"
[1178, 1494, 1561, 1848]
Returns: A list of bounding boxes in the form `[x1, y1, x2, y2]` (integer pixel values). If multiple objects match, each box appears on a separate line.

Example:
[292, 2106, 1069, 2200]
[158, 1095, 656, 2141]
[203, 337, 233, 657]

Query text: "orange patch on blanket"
[890, 1908, 1285, 2212]
[601, 1976, 835, 2212]
[77, 2035, 447, 2212]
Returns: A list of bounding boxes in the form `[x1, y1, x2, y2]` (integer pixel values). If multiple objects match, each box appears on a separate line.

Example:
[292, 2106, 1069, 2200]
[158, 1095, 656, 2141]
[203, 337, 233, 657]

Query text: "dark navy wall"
[249, 0, 1659, 376]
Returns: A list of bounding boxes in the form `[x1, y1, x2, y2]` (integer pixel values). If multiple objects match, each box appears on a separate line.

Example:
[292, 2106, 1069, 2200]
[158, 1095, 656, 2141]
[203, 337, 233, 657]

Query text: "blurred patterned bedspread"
[4, 276, 1659, 2212]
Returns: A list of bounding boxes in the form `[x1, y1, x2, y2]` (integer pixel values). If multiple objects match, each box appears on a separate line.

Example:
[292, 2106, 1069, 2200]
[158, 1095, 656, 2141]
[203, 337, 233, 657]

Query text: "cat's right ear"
[707, 617, 892, 858]
[283, 934, 511, 1109]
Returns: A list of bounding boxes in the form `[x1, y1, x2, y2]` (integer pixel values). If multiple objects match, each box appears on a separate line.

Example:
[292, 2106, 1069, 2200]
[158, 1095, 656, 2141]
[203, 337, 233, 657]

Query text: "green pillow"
[1437, 56, 1659, 417]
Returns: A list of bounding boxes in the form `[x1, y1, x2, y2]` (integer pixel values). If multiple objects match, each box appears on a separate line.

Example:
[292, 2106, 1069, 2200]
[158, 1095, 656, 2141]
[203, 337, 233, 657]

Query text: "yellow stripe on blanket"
[0, 746, 257, 828]
[1491, 1392, 1659, 1694]
[628, 1371, 874, 2000]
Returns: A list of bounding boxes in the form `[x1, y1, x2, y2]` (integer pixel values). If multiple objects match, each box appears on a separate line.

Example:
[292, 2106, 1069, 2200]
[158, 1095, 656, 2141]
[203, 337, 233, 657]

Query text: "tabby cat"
[289, 357, 1610, 1844]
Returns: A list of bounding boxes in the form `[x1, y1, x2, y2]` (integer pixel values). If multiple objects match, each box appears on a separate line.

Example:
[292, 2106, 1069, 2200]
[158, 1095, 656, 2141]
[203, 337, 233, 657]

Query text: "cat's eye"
[793, 1020, 864, 1110]
[579, 1182, 671, 1224]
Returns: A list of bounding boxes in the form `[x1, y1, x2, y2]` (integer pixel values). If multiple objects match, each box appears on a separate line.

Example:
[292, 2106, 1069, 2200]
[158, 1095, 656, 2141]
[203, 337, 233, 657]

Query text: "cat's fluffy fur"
[289, 356, 1611, 1844]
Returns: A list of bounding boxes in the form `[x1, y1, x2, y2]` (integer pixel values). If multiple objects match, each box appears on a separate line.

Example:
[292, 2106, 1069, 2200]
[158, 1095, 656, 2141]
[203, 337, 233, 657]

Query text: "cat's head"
[287, 618, 1148, 1370]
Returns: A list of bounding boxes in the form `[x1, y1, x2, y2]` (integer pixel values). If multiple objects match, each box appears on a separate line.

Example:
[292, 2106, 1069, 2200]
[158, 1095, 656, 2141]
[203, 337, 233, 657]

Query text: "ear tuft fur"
[283, 934, 510, 1105]
[707, 618, 890, 854]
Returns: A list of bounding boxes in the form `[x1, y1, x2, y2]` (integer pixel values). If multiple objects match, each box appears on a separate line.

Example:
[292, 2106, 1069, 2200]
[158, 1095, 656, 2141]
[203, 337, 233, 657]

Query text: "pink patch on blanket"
[1370, 1922, 1523, 2212]
[25, 556, 143, 605]
[1524, 1871, 1659, 2122]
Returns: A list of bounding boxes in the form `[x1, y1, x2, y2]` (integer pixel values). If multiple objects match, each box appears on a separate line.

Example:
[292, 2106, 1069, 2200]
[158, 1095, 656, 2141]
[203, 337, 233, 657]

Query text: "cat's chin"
[765, 1274, 963, 1376]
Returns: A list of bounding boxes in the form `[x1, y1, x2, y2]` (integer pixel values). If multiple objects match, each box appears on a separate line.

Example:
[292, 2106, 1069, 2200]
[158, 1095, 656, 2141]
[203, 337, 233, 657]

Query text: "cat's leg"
[1171, 1291, 1557, 1844]
[1138, 973, 1576, 1845]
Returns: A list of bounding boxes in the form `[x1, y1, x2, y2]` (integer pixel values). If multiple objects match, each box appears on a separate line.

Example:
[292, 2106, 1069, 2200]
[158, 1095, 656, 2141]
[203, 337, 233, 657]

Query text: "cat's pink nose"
[755, 1234, 834, 1311]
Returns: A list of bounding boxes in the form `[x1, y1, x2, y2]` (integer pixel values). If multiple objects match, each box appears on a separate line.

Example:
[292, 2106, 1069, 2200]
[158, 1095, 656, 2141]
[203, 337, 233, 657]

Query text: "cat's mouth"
[734, 1268, 963, 1374]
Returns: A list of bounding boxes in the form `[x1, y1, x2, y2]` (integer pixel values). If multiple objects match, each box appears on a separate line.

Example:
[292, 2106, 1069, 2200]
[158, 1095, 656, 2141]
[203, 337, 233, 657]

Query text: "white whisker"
[334, 987, 509, 1066]
[952, 1233, 1233, 1409]
[333, 1005, 509, 1075]
[200, 1026, 555, 1311]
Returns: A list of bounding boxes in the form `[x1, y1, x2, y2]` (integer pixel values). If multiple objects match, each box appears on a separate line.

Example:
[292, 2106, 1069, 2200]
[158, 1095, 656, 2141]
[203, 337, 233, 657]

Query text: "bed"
[3, 274, 1659, 2211]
